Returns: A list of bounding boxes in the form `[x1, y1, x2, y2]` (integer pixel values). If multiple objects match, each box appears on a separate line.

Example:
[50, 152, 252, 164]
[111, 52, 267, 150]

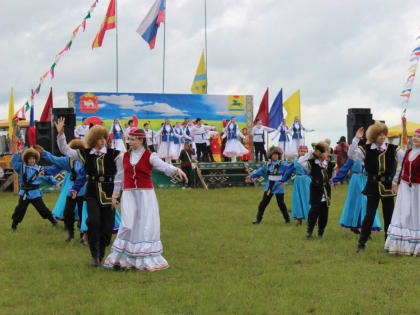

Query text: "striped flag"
[92, 0, 116, 49]
[191, 51, 207, 94]
[136, 0, 165, 49]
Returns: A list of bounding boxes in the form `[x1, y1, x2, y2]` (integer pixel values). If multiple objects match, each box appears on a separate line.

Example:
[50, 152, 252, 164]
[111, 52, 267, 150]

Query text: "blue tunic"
[281, 159, 311, 220]
[11, 153, 58, 199]
[292, 123, 303, 140]
[250, 160, 291, 194]
[333, 159, 382, 231]
[278, 125, 290, 142]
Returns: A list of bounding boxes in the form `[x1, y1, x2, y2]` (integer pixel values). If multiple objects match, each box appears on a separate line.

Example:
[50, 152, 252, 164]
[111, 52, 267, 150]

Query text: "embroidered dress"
[222, 123, 249, 157]
[156, 124, 178, 159]
[290, 122, 305, 156]
[110, 123, 127, 152]
[385, 147, 420, 256]
[273, 125, 292, 157]
[281, 158, 311, 221]
[104, 147, 177, 271]
[173, 127, 185, 158]
[333, 159, 382, 231]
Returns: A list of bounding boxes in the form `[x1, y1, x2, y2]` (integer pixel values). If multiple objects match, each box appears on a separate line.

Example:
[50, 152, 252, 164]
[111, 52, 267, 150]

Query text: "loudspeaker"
[347, 108, 372, 143]
[52, 107, 76, 155]
[36, 121, 52, 153]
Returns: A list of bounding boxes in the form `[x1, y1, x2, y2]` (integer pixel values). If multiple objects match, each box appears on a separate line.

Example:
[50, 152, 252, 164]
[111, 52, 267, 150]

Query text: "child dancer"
[280, 145, 311, 224]
[104, 128, 187, 271]
[385, 127, 420, 256]
[34, 141, 87, 242]
[56, 117, 122, 267]
[349, 119, 406, 252]
[143, 122, 156, 152]
[249, 146, 291, 224]
[11, 147, 59, 231]
[333, 158, 382, 233]
[222, 116, 248, 162]
[298, 142, 335, 238]
[110, 118, 126, 152]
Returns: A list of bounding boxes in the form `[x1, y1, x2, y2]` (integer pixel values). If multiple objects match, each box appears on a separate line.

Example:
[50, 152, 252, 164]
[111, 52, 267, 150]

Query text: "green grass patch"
[1, 185, 419, 314]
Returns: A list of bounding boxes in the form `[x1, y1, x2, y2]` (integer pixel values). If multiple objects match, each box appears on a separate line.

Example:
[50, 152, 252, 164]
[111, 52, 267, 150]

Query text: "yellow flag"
[283, 89, 301, 125]
[8, 88, 14, 139]
[191, 51, 207, 94]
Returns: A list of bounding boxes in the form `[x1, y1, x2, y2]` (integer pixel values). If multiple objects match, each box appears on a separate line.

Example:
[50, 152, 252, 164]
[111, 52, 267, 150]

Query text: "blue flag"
[269, 89, 283, 129]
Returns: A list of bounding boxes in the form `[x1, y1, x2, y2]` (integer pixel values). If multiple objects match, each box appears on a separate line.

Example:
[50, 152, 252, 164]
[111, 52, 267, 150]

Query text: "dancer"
[189, 118, 214, 162]
[173, 122, 186, 159]
[349, 119, 406, 252]
[124, 119, 134, 150]
[385, 127, 420, 256]
[179, 142, 195, 188]
[332, 158, 382, 233]
[240, 127, 253, 161]
[272, 119, 291, 158]
[222, 117, 249, 162]
[249, 146, 291, 224]
[104, 128, 187, 271]
[289, 117, 313, 156]
[10, 147, 59, 231]
[110, 118, 126, 152]
[56, 117, 122, 267]
[252, 118, 275, 161]
[74, 117, 89, 140]
[299, 142, 335, 238]
[155, 119, 178, 162]
[35, 142, 87, 242]
[280, 145, 311, 224]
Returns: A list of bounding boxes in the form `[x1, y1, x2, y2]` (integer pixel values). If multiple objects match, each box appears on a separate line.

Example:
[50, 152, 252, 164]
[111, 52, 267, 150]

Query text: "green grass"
[1, 185, 419, 314]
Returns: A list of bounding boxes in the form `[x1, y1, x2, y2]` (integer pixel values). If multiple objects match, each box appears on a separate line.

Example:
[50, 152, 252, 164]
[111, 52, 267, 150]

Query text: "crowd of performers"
[8, 115, 420, 273]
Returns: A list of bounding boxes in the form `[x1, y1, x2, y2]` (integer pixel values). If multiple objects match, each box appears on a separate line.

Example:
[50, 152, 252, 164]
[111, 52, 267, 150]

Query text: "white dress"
[222, 123, 249, 157]
[104, 147, 177, 271]
[385, 147, 420, 256]
[110, 123, 127, 152]
[156, 125, 178, 159]
[272, 125, 292, 157]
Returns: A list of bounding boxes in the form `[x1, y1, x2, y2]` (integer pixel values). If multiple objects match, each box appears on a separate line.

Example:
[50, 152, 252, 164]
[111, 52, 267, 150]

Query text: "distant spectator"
[334, 136, 349, 171]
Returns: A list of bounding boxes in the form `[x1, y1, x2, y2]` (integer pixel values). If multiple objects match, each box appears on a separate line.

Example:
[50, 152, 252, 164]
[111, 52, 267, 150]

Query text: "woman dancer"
[156, 119, 178, 163]
[289, 117, 313, 156]
[104, 128, 187, 271]
[110, 118, 126, 152]
[385, 127, 420, 256]
[222, 117, 248, 162]
[333, 158, 382, 233]
[280, 145, 311, 224]
[272, 119, 291, 158]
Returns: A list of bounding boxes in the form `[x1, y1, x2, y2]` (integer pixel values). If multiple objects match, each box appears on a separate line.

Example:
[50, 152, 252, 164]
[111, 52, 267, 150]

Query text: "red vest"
[402, 148, 420, 185]
[123, 150, 154, 189]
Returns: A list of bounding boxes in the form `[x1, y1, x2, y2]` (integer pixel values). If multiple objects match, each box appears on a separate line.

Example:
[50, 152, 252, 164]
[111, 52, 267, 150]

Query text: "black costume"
[77, 148, 120, 264]
[357, 142, 398, 249]
[306, 158, 335, 238]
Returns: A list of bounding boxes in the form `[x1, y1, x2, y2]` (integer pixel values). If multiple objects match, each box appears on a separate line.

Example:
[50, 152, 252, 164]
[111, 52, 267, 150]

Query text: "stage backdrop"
[68, 92, 253, 131]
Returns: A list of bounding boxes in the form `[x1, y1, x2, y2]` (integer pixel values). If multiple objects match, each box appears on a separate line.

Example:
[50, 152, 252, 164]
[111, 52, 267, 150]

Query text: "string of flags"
[400, 32, 420, 116]
[14, 0, 100, 117]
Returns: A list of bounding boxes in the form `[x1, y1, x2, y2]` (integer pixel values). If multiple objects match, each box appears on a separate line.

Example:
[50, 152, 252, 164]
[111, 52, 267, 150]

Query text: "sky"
[1, 0, 420, 146]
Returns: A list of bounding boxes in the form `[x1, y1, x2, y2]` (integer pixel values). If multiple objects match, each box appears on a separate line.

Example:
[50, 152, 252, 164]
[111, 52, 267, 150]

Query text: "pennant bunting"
[15, 0, 99, 118]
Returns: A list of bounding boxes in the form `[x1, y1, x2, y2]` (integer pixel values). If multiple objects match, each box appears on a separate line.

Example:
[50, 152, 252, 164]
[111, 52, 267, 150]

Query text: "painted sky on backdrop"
[2, 0, 420, 145]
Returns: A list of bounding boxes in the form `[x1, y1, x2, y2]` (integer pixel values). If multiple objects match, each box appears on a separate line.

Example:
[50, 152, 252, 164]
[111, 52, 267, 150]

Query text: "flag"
[92, 0, 116, 49]
[190, 51, 207, 94]
[8, 88, 14, 139]
[283, 89, 301, 126]
[40, 87, 53, 122]
[254, 88, 269, 126]
[136, 0, 165, 49]
[269, 89, 283, 129]
[132, 114, 138, 128]
[30, 89, 35, 127]
[20, 106, 26, 120]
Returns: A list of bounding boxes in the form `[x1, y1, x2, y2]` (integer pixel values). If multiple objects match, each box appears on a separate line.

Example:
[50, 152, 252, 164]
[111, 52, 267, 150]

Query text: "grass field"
[1, 185, 420, 314]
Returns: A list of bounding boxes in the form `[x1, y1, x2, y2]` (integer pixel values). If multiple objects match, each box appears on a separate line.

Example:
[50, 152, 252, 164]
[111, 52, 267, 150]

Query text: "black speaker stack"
[52, 107, 76, 155]
[35, 121, 52, 153]
[346, 108, 373, 143]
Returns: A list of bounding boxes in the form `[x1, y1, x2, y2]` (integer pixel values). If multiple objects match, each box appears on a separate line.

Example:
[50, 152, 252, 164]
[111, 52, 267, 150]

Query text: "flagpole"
[204, 0, 208, 91]
[162, 15, 166, 93]
[115, 0, 119, 92]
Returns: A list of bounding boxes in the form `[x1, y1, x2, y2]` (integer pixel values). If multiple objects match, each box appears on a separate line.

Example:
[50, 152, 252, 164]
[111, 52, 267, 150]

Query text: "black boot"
[65, 231, 74, 242]
[51, 219, 58, 227]
[318, 230, 324, 239]
[356, 244, 365, 253]
[91, 256, 100, 267]
[306, 224, 314, 238]
[11, 221, 18, 232]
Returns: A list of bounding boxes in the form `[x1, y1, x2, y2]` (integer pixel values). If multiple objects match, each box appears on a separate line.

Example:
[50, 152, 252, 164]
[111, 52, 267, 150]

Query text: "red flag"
[39, 88, 53, 122]
[92, 0, 116, 49]
[254, 88, 269, 126]
[132, 114, 138, 128]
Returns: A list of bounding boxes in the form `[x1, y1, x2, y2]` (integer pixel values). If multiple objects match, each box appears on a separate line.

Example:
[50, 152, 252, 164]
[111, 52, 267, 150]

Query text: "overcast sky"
[1, 0, 420, 145]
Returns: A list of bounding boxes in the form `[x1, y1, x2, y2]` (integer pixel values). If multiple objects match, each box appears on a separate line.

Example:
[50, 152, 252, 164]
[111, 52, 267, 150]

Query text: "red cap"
[299, 145, 308, 150]
[129, 128, 146, 138]
[415, 128, 420, 134]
